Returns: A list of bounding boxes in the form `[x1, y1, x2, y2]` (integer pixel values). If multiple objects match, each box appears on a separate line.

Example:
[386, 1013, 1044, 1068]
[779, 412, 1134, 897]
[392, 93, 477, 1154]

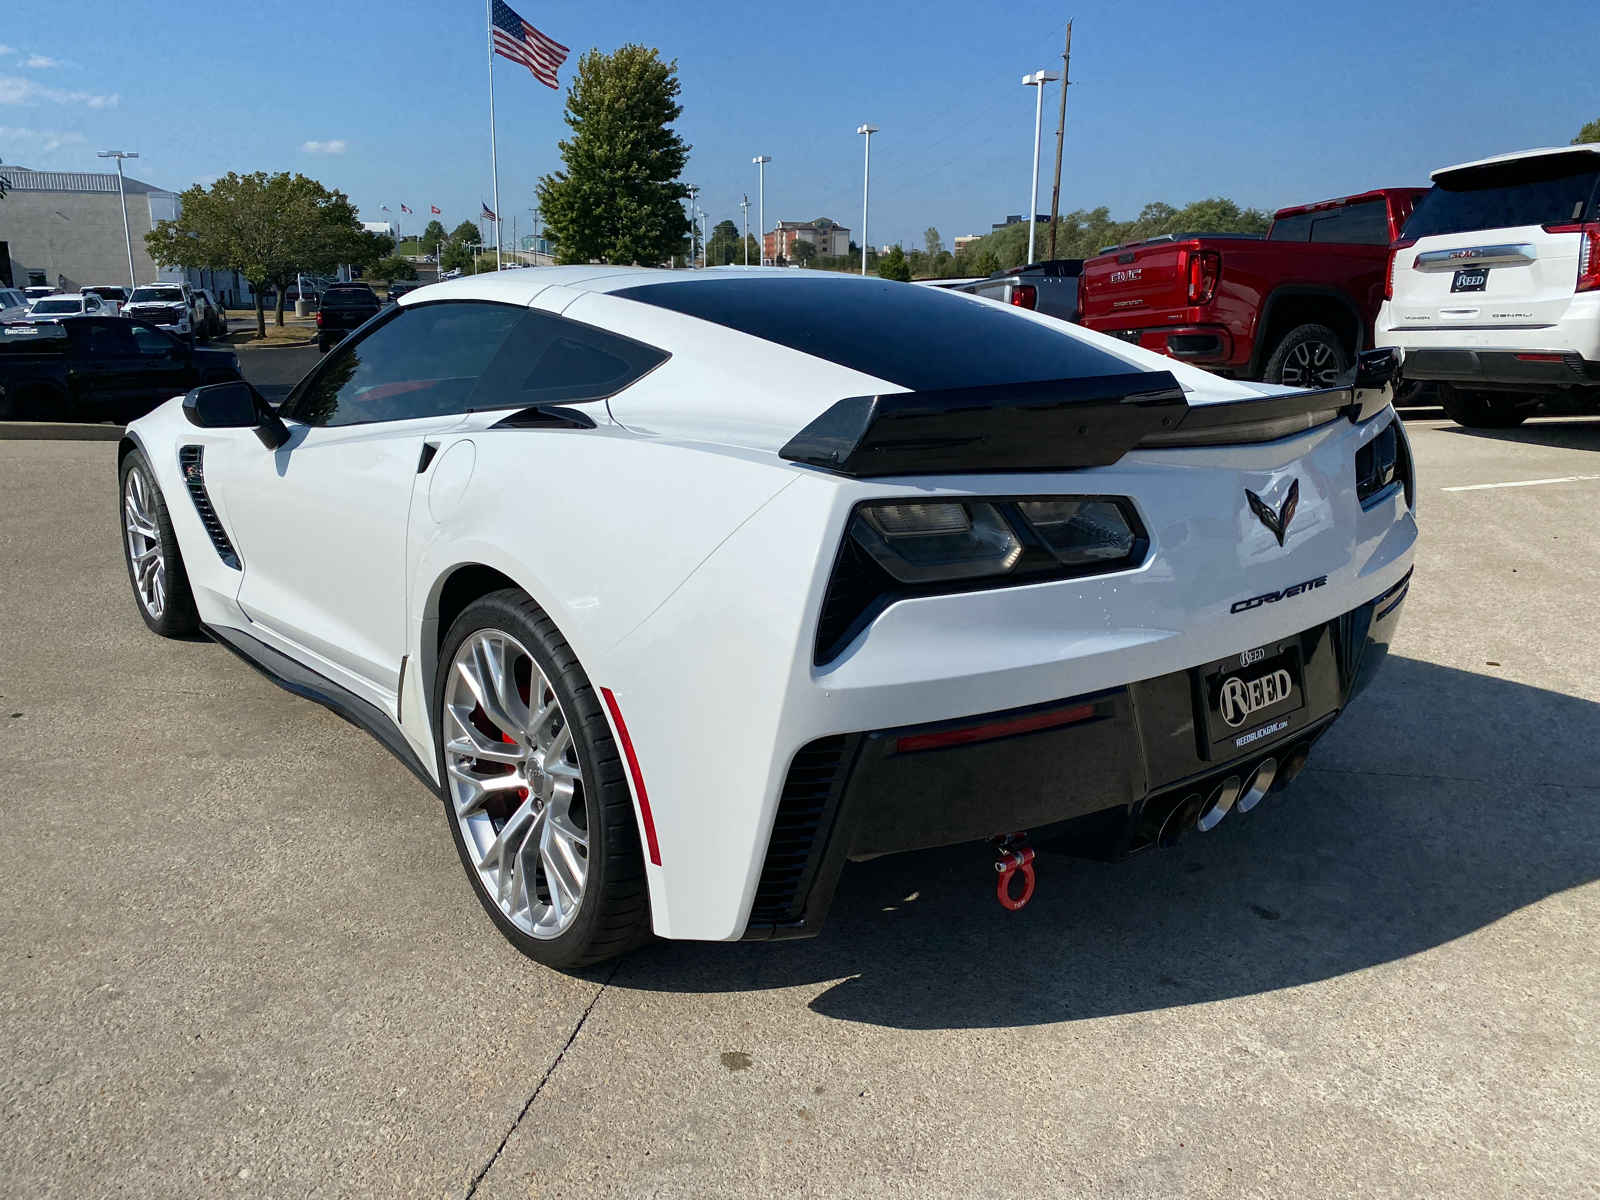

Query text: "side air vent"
[749, 735, 857, 926]
[178, 445, 241, 570]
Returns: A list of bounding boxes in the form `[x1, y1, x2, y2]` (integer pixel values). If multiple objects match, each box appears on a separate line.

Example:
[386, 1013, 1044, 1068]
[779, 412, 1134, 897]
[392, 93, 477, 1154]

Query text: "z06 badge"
[1231, 575, 1328, 614]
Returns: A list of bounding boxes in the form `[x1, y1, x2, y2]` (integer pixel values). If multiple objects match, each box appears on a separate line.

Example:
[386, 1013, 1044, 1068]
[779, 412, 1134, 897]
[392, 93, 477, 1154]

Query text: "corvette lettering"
[1230, 575, 1327, 613]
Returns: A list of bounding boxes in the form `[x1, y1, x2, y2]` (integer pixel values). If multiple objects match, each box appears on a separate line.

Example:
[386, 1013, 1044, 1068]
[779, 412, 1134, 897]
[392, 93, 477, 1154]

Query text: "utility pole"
[740, 194, 751, 266]
[1022, 70, 1060, 267]
[97, 151, 139, 288]
[858, 125, 879, 276]
[528, 208, 541, 265]
[686, 185, 699, 269]
[753, 157, 770, 265]
[1046, 21, 1074, 262]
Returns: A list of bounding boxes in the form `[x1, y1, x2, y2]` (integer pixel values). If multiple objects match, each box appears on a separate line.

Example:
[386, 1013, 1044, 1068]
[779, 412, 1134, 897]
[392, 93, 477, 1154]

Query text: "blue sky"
[3, 1, 1596, 250]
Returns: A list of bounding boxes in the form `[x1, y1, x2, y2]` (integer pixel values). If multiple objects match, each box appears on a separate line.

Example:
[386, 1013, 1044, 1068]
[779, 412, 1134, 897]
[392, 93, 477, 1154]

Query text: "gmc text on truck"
[1078, 189, 1427, 387]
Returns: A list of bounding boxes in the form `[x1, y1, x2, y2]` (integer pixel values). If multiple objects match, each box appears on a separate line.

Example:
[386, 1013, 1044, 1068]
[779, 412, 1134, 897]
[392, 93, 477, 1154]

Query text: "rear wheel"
[119, 449, 201, 638]
[436, 590, 651, 969]
[1262, 324, 1350, 389]
[1438, 383, 1534, 429]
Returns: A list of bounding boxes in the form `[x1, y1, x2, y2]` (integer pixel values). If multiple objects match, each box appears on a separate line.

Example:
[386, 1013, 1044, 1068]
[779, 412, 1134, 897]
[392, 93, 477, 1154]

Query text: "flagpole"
[486, 0, 503, 270]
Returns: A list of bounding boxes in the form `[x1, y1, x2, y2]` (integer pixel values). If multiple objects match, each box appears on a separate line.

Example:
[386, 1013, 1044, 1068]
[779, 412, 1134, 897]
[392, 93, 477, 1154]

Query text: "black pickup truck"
[0, 317, 242, 422]
[316, 283, 382, 352]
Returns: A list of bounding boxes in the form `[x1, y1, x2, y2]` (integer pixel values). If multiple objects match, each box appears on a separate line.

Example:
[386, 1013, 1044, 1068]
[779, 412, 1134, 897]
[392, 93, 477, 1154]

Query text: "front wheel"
[119, 449, 200, 638]
[1438, 382, 1534, 429]
[1262, 323, 1350, 389]
[436, 590, 651, 969]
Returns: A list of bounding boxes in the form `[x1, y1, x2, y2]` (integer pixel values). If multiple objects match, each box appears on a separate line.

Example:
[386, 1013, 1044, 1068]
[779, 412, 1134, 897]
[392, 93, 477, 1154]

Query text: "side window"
[469, 309, 670, 408]
[68, 319, 136, 359]
[280, 301, 524, 427]
[129, 323, 180, 358]
[1309, 199, 1391, 245]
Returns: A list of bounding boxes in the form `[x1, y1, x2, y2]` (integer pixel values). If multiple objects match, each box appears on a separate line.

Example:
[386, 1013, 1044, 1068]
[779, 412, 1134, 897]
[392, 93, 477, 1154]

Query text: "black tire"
[1262, 323, 1350, 389]
[435, 590, 651, 969]
[1438, 382, 1534, 429]
[118, 448, 201, 638]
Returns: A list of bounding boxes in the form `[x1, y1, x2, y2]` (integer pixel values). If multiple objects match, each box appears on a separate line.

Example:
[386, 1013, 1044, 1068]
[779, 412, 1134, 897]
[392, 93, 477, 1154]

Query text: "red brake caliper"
[991, 832, 1036, 910]
[503, 730, 528, 799]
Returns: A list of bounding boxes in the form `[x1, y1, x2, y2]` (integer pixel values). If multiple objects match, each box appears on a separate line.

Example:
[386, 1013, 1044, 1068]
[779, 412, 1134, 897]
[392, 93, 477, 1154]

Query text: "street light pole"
[1022, 71, 1060, 267]
[857, 125, 878, 276]
[753, 157, 770, 265]
[740, 194, 751, 266]
[97, 150, 139, 288]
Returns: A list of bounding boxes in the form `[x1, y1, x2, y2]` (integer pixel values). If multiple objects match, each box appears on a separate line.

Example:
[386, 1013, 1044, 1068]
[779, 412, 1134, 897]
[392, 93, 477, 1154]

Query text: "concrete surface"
[0, 420, 125, 441]
[1, 415, 1596, 1199]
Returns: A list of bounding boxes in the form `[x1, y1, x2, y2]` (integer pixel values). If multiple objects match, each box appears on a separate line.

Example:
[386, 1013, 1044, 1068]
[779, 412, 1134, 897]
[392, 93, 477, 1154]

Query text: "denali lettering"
[1230, 575, 1328, 613]
[1220, 669, 1294, 728]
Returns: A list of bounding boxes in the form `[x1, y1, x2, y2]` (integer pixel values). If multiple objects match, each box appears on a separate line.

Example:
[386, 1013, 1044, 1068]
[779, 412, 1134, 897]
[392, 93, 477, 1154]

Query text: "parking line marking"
[1442, 474, 1600, 492]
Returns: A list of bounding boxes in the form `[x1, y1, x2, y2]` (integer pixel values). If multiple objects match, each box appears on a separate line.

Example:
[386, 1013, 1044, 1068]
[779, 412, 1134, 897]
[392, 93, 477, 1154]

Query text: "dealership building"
[0, 165, 251, 304]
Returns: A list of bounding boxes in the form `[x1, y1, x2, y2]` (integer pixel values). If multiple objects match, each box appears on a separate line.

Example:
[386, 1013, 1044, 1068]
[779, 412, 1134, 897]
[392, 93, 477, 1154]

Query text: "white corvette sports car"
[118, 267, 1416, 967]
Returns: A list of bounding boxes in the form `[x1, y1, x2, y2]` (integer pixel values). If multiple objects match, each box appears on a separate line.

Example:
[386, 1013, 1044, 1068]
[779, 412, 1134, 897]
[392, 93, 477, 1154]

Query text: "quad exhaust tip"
[1154, 741, 1310, 849]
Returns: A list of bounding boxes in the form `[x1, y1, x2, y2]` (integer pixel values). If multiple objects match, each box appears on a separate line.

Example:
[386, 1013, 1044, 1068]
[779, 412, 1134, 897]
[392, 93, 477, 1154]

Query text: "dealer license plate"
[1451, 267, 1489, 293]
[1199, 641, 1306, 756]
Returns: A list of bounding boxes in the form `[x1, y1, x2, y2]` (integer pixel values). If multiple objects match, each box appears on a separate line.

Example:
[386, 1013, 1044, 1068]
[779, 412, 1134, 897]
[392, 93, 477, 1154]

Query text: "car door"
[206, 298, 529, 707]
[60, 318, 142, 410]
[126, 321, 198, 408]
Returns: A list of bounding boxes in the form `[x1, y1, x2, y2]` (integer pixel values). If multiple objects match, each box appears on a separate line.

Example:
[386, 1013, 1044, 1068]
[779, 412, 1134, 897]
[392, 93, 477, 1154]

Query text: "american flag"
[482, 201, 497, 221]
[400, 204, 413, 214]
[490, 1, 568, 89]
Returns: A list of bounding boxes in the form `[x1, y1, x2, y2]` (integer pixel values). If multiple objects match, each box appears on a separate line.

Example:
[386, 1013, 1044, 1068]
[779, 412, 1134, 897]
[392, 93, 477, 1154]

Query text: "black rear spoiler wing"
[778, 349, 1398, 477]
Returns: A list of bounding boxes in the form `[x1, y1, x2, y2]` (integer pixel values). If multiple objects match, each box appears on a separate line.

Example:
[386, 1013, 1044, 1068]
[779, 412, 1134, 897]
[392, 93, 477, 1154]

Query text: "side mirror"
[182, 381, 291, 449]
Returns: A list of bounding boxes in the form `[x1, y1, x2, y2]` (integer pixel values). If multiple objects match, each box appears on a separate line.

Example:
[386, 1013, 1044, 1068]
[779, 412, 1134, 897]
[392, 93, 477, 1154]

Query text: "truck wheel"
[1438, 382, 1533, 429]
[1263, 324, 1349, 389]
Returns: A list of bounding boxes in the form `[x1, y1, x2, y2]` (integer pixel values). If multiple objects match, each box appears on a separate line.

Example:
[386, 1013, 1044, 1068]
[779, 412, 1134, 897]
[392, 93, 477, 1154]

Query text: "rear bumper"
[1397, 347, 1600, 391]
[743, 572, 1411, 941]
[1089, 322, 1238, 366]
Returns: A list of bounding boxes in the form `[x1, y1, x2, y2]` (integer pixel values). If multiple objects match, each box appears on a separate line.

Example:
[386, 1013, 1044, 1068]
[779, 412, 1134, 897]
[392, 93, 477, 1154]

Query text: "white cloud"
[0, 125, 89, 152]
[26, 55, 66, 68]
[0, 75, 118, 108]
[302, 139, 347, 154]
[0, 46, 14, 57]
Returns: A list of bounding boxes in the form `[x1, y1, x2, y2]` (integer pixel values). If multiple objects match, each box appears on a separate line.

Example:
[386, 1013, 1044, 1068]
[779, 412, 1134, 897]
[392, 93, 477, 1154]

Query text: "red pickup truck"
[1078, 188, 1428, 387]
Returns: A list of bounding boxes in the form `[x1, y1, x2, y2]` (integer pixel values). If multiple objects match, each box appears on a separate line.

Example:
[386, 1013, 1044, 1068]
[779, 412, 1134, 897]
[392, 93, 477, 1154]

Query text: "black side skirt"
[203, 623, 440, 796]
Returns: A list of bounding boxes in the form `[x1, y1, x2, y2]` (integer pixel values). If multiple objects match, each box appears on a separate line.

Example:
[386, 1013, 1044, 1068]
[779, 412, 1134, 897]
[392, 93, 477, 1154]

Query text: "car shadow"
[1436, 416, 1600, 452]
[614, 657, 1600, 1029]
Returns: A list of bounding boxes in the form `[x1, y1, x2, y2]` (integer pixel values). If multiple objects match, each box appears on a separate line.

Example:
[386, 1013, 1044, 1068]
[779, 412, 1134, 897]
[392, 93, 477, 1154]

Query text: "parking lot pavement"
[2, 416, 1597, 1198]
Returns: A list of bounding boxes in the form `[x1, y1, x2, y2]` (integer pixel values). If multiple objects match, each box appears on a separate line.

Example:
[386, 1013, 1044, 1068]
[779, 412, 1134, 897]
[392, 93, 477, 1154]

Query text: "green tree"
[537, 44, 691, 265]
[924, 227, 944, 258]
[371, 256, 418, 282]
[877, 244, 912, 283]
[145, 171, 368, 336]
[788, 237, 817, 267]
[1575, 118, 1600, 145]
[705, 219, 745, 266]
[420, 218, 448, 256]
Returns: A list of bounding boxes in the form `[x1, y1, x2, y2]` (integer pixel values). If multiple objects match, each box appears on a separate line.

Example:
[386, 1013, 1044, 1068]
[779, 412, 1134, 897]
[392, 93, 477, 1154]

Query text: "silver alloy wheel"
[444, 629, 588, 938]
[123, 466, 166, 619]
[1279, 339, 1342, 388]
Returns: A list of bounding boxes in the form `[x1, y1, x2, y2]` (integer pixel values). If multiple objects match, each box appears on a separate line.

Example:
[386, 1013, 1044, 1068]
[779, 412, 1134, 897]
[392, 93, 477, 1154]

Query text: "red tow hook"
[991, 832, 1036, 911]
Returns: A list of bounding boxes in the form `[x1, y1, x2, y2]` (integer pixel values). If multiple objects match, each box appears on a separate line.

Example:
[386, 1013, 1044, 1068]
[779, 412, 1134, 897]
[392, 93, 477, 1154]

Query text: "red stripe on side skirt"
[600, 687, 662, 866]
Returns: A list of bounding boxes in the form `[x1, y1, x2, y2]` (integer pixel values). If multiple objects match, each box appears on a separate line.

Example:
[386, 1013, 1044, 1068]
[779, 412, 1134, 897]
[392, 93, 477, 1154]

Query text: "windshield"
[31, 299, 83, 314]
[130, 287, 185, 303]
[1404, 153, 1600, 240]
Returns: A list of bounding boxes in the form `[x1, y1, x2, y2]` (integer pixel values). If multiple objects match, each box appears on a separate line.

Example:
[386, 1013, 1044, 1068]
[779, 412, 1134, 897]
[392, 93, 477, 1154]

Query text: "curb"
[0, 421, 125, 442]
[231, 337, 319, 350]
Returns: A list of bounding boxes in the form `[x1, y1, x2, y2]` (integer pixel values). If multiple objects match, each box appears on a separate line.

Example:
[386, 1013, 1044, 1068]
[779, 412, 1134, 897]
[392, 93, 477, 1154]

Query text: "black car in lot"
[0, 317, 242, 422]
[316, 283, 382, 352]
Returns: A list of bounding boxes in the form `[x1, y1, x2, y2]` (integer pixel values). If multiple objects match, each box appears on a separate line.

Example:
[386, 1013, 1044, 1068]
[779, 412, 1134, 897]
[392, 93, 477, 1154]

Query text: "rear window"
[322, 290, 378, 307]
[31, 299, 82, 314]
[1269, 198, 1391, 245]
[611, 275, 1139, 391]
[1404, 152, 1600, 240]
[0, 325, 69, 354]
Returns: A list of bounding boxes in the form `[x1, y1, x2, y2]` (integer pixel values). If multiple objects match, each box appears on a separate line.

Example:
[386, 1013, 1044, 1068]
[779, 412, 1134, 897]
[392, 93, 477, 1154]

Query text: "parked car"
[23, 286, 55, 303]
[954, 260, 1084, 322]
[1079, 188, 1429, 387]
[193, 289, 227, 339]
[385, 281, 422, 304]
[82, 286, 130, 315]
[315, 282, 382, 352]
[116, 268, 1415, 967]
[26, 292, 110, 320]
[124, 284, 202, 344]
[0, 316, 241, 421]
[0, 287, 31, 323]
[1377, 145, 1600, 427]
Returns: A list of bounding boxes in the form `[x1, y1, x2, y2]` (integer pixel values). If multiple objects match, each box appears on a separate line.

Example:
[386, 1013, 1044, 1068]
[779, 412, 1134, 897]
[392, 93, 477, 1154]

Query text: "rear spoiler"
[779, 349, 1398, 477]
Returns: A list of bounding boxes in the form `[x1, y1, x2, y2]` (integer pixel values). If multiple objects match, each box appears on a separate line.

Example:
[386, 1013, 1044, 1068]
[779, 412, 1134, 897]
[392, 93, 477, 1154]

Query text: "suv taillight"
[1384, 238, 1416, 301]
[1185, 250, 1220, 304]
[1579, 224, 1600, 293]
[1010, 284, 1037, 310]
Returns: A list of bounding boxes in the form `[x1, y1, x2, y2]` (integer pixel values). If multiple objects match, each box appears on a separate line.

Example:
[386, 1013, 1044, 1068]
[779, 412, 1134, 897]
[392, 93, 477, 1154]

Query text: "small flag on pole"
[400, 204, 413, 214]
[380, 205, 391, 212]
[490, 0, 569, 89]
[482, 202, 497, 221]
[431, 205, 441, 214]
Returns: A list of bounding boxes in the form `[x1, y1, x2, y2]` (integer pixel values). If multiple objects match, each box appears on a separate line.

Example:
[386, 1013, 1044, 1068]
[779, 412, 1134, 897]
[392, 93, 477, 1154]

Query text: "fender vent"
[750, 736, 856, 925]
[178, 445, 240, 570]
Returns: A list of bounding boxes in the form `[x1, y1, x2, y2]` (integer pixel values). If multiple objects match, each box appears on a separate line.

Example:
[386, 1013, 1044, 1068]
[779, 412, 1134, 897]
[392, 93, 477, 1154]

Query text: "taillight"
[1384, 238, 1416, 301]
[1578, 224, 1600, 293]
[315, 311, 323, 326]
[1185, 250, 1220, 304]
[1010, 284, 1037, 309]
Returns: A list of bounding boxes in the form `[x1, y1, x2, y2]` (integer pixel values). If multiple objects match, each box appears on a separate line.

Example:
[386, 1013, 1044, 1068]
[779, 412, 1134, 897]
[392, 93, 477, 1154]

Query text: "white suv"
[1377, 145, 1600, 428]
